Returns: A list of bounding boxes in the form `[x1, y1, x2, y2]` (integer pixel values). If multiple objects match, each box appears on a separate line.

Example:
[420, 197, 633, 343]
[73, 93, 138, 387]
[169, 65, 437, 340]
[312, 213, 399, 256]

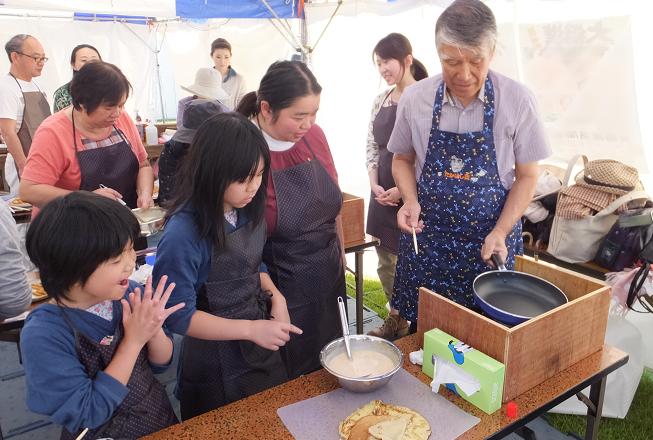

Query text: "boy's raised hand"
[121, 275, 185, 348]
[249, 320, 302, 351]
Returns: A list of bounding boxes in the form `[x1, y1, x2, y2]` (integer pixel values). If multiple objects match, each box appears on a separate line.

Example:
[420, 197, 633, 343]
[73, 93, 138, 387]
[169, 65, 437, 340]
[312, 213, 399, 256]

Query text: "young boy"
[21, 191, 184, 439]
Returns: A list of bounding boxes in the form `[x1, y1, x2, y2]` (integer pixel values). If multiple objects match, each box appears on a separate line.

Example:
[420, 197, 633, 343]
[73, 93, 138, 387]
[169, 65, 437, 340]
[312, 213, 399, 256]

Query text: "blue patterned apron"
[391, 76, 522, 322]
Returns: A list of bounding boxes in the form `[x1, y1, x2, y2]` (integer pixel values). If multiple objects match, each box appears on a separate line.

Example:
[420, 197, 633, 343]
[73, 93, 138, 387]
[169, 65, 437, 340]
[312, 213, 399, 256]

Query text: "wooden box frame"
[340, 193, 365, 246]
[417, 255, 610, 402]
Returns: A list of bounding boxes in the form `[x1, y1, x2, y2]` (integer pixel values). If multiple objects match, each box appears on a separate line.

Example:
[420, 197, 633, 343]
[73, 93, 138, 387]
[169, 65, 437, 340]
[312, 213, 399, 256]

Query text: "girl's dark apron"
[71, 112, 139, 208]
[58, 307, 177, 440]
[392, 77, 522, 323]
[366, 91, 401, 254]
[177, 219, 288, 420]
[263, 138, 345, 379]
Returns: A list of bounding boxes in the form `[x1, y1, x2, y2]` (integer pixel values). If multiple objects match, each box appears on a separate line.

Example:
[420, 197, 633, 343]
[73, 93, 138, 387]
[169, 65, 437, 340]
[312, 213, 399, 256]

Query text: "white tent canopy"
[0, 0, 651, 196]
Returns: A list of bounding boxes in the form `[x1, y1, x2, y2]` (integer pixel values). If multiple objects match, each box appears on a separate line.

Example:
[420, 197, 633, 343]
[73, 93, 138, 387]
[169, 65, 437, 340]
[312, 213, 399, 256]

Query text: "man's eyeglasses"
[16, 52, 48, 64]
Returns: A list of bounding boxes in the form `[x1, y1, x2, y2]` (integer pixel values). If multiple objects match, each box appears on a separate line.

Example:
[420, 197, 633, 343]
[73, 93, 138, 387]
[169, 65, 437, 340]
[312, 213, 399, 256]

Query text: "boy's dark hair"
[236, 60, 321, 122]
[167, 112, 270, 249]
[26, 192, 140, 301]
[70, 61, 131, 114]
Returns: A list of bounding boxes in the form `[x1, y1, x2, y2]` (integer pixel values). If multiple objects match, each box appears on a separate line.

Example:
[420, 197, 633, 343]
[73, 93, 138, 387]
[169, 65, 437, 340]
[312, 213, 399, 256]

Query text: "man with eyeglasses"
[0, 34, 51, 195]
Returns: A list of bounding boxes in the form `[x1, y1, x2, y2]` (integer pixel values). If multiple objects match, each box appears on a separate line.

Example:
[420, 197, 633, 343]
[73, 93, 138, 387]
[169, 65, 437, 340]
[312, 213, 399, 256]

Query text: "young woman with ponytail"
[365, 33, 427, 340]
[237, 60, 345, 379]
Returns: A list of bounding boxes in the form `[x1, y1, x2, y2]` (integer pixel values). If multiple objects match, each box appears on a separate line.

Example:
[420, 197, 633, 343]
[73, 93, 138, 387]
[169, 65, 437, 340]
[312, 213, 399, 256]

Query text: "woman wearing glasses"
[0, 34, 50, 195]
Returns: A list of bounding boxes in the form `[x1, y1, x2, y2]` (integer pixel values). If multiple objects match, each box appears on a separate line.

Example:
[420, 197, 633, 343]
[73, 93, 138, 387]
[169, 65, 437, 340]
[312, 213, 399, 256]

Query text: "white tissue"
[430, 355, 481, 396]
[129, 264, 153, 285]
[409, 349, 423, 365]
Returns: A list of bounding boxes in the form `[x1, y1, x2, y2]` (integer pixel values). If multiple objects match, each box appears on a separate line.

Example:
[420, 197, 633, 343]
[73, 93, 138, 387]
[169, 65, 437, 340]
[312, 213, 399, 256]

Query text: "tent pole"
[259, 0, 305, 54]
[154, 23, 168, 121]
[155, 49, 166, 121]
[300, 12, 309, 64]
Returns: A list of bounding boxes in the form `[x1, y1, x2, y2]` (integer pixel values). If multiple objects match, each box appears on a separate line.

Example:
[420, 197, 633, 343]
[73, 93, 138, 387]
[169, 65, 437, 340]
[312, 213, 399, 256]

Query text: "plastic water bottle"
[145, 122, 158, 145]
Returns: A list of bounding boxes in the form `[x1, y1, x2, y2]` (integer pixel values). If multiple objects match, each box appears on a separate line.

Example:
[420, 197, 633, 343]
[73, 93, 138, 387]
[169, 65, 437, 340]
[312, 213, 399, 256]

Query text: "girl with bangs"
[153, 112, 301, 419]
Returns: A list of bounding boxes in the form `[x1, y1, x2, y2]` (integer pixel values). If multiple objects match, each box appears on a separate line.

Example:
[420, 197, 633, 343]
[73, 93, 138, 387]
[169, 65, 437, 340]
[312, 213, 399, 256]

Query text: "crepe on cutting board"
[339, 400, 431, 440]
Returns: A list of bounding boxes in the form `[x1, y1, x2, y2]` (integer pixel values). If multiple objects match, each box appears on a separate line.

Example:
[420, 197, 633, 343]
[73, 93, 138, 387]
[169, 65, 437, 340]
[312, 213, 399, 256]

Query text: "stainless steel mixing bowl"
[319, 334, 403, 393]
[132, 207, 166, 237]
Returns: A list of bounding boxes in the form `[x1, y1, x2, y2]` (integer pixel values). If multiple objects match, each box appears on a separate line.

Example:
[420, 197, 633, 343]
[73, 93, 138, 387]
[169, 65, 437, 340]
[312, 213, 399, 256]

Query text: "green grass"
[347, 274, 653, 440]
[345, 273, 389, 319]
[547, 368, 653, 439]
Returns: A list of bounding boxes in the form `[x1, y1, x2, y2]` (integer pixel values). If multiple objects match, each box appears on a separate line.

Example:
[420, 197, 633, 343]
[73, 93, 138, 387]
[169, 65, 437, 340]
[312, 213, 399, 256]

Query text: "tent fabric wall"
[2, 0, 176, 16]
[0, 17, 178, 123]
[302, 0, 652, 196]
[0, 0, 651, 195]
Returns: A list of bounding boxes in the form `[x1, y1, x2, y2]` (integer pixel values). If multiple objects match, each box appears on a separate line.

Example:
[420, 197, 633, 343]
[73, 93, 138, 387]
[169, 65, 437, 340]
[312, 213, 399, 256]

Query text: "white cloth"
[0, 201, 32, 320]
[4, 154, 19, 196]
[523, 201, 549, 223]
[533, 169, 562, 198]
[222, 70, 247, 111]
[408, 349, 424, 366]
[0, 73, 44, 131]
[251, 118, 294, 152]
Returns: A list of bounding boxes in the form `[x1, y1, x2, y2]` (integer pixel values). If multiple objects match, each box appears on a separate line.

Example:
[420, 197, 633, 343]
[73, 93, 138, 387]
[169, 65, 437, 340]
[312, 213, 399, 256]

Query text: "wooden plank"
[340, 193, 364, 245]
[417, 287, 509, 363]
[515, 255, 605, 301]
[415, 256, 611, 403]
[503, 285, 610, 401]
[145, 143, 164, 161]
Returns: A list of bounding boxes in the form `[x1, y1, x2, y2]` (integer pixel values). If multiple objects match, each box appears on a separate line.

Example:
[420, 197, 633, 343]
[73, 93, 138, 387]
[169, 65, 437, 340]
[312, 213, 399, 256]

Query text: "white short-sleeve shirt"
[0, 74, 45, 132]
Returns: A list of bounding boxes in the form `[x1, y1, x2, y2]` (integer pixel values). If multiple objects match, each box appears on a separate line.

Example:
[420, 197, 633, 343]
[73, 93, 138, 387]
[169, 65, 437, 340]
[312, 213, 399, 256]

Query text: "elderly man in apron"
[0, 34, 50, 195]
[389, 0, 551, 328]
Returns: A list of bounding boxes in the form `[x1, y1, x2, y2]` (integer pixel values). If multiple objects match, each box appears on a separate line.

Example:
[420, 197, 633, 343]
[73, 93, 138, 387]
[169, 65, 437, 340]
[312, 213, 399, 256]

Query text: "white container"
[145, 124, 158, 145]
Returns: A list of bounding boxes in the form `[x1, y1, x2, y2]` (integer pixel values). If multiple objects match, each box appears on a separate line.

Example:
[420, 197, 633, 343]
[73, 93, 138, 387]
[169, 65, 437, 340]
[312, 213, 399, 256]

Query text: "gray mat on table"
[277, 368, 480, 440]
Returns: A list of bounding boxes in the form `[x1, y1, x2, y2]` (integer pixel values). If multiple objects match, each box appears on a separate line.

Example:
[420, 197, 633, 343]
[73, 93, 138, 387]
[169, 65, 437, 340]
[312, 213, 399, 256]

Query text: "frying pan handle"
[491, 254, 507, 271]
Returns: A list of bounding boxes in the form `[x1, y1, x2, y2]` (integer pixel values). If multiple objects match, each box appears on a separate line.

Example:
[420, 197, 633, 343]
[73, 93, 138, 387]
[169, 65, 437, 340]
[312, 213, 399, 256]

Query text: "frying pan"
[472, 255, 568, 325]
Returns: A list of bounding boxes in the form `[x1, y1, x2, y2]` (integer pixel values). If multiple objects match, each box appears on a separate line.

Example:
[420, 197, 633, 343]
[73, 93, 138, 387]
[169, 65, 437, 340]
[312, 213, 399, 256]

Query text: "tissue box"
[423, 328, 505, 414]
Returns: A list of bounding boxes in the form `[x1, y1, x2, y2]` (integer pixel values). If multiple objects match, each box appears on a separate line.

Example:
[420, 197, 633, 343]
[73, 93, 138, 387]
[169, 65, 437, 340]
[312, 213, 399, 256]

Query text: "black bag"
[594, 207, 653, 271]
[626, 236, 653, 313]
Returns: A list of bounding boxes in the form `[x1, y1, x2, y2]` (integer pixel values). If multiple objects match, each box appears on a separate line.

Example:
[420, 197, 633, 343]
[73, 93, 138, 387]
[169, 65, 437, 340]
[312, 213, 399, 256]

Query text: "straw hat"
[574, 160, 640, 195]
[181, 68, 229, 102]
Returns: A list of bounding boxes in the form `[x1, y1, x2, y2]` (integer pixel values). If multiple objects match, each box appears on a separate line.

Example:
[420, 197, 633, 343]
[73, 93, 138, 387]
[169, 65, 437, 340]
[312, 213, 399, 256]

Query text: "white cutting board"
[277, 368, 480, 439]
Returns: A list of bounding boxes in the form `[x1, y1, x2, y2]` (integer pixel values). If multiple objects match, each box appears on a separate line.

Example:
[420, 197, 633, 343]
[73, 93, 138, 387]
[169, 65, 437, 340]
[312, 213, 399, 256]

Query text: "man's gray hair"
[5, 34, 32, 63]
[435, 0, 497, 54]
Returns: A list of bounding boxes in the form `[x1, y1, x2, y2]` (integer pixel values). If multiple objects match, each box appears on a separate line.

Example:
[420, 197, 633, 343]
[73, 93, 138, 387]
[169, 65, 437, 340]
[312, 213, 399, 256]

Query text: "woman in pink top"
[20, 61, 153, 212]
[237, 61, 345, 379]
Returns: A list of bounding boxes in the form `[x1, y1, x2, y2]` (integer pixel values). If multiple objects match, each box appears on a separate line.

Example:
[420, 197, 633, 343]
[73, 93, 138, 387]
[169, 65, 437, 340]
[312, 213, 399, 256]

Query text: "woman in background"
[211, 38, 247, 110]
[52, 44, 101, 112]
[365, 33, 427, 340]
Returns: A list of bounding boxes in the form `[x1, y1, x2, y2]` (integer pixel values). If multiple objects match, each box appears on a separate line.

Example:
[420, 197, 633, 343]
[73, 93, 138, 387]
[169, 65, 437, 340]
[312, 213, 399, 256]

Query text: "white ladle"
[337, 296, 353, 360]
